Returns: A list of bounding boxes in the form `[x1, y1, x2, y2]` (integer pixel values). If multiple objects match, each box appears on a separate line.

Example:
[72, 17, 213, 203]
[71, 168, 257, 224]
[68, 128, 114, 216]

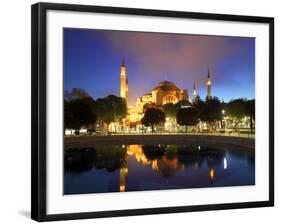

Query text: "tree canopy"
[226, 98, 255, 131]
[64, 88, 127, 133]
[64, 96, 97, 134]
[176, 107, 198, 132]
[93, 95, 127, 130]
[64, 88, 90, 101]
[141, 108, 165, 132]
[163, 103, 179, 118]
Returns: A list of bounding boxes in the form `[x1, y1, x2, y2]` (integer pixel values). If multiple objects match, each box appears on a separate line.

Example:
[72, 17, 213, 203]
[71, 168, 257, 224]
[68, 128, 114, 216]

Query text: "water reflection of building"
[119, 151, 128, 192]
[126, 145, 183, 177]
[209, 167, 215, 184]
[117, 144, 228, 191]
[119, 145, 163, 191]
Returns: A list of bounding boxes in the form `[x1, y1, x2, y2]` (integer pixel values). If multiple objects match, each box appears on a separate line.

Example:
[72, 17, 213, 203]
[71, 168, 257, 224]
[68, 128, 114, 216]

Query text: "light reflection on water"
[64, 144, 255, 195]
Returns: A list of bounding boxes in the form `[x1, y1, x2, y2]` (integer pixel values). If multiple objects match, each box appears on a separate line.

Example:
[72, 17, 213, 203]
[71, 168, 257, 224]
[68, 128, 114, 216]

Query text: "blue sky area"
[64, 28, 255, 105]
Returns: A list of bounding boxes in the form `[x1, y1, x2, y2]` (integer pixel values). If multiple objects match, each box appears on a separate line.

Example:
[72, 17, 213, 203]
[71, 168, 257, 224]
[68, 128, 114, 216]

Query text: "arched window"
[162, 95, 178, 105]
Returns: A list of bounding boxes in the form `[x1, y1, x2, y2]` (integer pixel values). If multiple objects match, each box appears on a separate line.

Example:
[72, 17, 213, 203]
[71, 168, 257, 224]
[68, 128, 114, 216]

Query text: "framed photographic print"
[31, 2, 274, 222]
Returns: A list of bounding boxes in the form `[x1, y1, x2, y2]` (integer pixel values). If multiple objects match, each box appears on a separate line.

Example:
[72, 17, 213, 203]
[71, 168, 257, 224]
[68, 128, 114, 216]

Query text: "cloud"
[105, 31, 242, 74]
[102, 30, 254, 104]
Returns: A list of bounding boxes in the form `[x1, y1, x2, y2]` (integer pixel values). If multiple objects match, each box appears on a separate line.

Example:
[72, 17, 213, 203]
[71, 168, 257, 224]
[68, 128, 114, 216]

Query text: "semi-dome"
[153, 80, 180, 91]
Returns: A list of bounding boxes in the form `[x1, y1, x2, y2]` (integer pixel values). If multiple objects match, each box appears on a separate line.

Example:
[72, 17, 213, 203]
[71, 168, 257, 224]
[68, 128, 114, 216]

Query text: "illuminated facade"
[119, 60, 212, 124]
[141, 80, 188, 105]
[127, 80, 190, 123]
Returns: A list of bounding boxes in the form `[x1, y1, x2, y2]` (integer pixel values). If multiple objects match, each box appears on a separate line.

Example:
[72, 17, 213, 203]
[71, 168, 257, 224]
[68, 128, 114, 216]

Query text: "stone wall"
[64, 134, 254, 150]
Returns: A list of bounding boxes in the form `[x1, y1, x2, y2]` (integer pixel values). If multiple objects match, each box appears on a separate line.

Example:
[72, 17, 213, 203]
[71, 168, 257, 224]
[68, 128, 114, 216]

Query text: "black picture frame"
[31, 2, 274, 222]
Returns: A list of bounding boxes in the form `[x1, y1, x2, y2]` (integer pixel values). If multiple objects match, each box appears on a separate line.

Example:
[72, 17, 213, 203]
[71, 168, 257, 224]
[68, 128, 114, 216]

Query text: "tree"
[93, 98, 113, 130]
[64, 88, 97, 135]
[66, 97, 97, 135]
[107, 95, 127, 128]
[245, 99, 255, 133]
[204, 97, 222, 130]
[226, 99, 247, 130]
[193, 95, 207, 122]
[141, 108, 165, 132]
[176, 107, 198, 132]
[163, 103, 178, 118]
[64, 99, 76, 134]
[163, 103, 179, 131]
[64, 88, 90, 101]
[93, 95, 127, 131]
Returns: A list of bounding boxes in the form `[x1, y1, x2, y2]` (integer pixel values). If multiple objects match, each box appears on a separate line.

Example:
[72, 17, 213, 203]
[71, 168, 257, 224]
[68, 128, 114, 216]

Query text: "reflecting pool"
[64, 144, 255, 195]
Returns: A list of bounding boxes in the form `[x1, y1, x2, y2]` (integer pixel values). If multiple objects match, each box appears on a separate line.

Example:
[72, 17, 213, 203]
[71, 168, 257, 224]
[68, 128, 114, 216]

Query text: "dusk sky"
[64, 28, 255, 105]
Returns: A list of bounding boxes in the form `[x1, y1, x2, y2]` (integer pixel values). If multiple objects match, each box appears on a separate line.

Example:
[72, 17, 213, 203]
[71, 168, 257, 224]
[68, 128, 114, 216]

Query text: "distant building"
[135, 80, 188, 109]
[119, 59, 212, 125]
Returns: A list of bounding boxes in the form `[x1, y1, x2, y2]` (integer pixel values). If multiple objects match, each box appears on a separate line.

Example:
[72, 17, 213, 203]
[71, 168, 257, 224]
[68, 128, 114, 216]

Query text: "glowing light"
[224, 157, 228, 170]
[222, 109, 225, 115]
[122, 145, 125, 148]
[127, 151, 134, 156]
[210, 168, 215, 182]
[198, 145, 201, 151]
[120, 185, 125, 192]
[152, 160, 159, 171]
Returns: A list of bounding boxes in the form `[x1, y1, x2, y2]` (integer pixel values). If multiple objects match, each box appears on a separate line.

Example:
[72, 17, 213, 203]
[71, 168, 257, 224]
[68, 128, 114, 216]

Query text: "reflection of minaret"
[209, 167, 215, 184]
[207, 69, 211, 99]
[193, 82, 197, 102]
[119, 153, 128, 192]
[120, 58, 128, 104]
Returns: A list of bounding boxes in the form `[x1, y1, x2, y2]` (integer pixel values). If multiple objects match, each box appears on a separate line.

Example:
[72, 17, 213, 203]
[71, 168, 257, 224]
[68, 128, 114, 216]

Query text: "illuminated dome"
[153, 80, 180, 91]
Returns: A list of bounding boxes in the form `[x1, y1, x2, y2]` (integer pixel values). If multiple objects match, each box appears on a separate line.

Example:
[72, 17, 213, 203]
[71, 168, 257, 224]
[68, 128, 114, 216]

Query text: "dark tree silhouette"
[193, 95, 206, 121]
[66, 97, 97, 135]
[226, 98, 247, 130]
[64, 88, 90, 101]
[204, 97, 223, 130]
[246, 99, 255, 133]
[163, 103, 178, 118]
[141, 108, 165, 132]
[163, 103, 179, 131]
[176, 107, 198, 132]
[107, 95, 127, 123]
[93, 95, 127, 131]
[64, 100, 75, 133]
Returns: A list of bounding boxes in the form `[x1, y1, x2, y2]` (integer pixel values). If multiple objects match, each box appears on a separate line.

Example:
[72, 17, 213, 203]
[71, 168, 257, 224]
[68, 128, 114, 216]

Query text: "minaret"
[120, 58, 128, 104]
[207, 69, 211, 99]
[193, 82, 197, 102]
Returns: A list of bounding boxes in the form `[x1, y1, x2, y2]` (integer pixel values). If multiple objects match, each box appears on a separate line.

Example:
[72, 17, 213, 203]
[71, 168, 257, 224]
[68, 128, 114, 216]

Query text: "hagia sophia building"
[119, 59, 212, 127]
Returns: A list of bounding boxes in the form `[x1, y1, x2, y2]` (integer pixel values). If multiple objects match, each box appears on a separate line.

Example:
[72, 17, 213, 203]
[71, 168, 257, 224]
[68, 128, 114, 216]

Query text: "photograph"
[63, 28, 255, 195]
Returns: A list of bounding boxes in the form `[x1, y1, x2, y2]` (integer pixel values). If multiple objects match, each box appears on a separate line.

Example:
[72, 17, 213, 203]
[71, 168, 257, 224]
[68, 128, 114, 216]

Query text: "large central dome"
[153, 80, 180, 91]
